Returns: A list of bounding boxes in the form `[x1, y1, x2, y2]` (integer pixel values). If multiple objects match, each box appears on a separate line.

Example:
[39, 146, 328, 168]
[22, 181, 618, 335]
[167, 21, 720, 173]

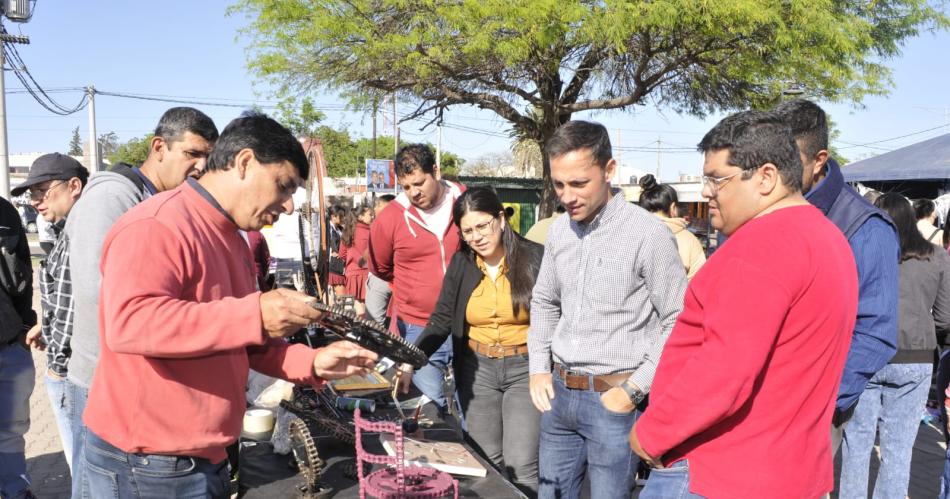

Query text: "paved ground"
[16, 243, 950, 498]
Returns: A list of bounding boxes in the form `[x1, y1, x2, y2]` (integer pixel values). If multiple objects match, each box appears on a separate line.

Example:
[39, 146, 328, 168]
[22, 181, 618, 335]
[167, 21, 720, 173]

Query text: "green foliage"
[233, 0, 947, 215]
[109, 134, 153, 167]
[68, 126, 82, 156]
[276, 97, 327, 137]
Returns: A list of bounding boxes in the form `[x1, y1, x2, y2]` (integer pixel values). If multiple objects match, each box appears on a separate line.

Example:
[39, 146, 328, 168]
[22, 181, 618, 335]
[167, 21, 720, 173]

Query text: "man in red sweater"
[630, 111, 859, 499]
[369, 144, 464, 410]
[82, 113, 378, 499]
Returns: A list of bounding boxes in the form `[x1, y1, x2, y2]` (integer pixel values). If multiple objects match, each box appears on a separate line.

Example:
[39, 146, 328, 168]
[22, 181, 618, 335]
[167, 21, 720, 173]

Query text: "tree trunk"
[537, 140, 557, 219]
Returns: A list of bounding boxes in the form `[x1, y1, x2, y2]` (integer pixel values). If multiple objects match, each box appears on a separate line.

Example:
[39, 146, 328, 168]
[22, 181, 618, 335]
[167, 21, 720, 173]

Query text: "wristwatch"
[620, 380, 646, 405]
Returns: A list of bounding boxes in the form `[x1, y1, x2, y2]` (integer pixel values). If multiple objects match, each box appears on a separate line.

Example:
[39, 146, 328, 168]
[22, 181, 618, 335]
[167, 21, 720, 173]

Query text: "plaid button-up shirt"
[528, 191, 687, 392]
[39, 219, 75, 376]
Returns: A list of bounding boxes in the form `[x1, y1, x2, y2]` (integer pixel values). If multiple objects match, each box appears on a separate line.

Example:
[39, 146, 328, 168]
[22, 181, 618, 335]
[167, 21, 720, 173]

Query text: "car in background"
[15, 202, 38, 233]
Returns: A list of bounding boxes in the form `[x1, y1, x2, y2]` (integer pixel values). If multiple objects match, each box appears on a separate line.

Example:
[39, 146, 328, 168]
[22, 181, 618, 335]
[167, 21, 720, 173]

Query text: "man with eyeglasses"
[630, 111, 859, 498]
[528, 121, 686, 499]
[368, 144, 465, 411]
[10, 154, 89, 477]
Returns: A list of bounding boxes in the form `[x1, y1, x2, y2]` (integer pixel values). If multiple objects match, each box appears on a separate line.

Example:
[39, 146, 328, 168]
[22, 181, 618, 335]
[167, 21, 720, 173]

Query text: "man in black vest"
[774, 99, 899, 455]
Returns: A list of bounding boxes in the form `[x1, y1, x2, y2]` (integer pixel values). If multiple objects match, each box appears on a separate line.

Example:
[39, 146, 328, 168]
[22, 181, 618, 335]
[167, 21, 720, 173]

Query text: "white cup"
[243, 408, 275, 434]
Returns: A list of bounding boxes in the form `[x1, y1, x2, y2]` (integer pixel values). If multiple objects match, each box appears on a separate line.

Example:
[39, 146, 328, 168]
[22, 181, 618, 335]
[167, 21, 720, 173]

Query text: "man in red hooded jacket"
[369, 144, 464, 410]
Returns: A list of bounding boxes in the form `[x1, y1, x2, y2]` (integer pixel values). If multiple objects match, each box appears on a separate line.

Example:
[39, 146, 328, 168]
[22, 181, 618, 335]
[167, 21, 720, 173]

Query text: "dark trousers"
[456, 348, 540, 496]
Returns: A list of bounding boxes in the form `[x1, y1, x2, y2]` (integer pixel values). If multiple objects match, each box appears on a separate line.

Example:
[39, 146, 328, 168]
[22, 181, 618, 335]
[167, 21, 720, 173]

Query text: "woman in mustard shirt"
[406, 187, 543, 495]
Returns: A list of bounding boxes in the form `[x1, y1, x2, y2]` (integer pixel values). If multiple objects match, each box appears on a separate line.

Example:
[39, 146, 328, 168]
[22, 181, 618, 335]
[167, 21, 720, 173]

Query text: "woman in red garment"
[342, 205, 374, 317]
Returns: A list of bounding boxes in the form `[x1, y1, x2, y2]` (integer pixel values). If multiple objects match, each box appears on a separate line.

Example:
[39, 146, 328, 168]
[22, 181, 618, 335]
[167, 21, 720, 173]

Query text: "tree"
[109, 134, 153, 167]
[463, 151, 516, 177]
[97, 132, 120, 164]
[234, 0, 947, 216]
[68, 126, 82, 156]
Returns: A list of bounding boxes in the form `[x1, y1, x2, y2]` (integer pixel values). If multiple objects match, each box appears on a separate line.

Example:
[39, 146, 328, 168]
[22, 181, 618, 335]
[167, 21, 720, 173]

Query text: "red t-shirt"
[635, 204, 858, 499]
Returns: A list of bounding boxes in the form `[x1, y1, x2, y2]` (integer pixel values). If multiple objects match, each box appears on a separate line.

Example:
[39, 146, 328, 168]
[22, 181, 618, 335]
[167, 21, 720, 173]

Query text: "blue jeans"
[82, 430, 230, 499]
[537, 370, 639, 499]
[398, 320, 453, 409]
[941, 446, 950, 499]
[0, 343, 35, 499]
[68, 381, 89, 499]
[640, 460, 706, 499]
[839, 363, 932, 499]
[44, 372, 74, 470]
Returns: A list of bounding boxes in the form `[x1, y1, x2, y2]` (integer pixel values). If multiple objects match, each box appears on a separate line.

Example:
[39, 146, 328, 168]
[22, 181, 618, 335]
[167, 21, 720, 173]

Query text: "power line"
[838, 123, 949, 149]
[1, 24, 87, 115]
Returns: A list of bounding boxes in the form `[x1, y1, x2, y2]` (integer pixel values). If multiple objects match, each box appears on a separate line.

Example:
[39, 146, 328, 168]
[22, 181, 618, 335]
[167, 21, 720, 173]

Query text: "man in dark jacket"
[774, 99, 900, 453]
[0, 196, 37, 499]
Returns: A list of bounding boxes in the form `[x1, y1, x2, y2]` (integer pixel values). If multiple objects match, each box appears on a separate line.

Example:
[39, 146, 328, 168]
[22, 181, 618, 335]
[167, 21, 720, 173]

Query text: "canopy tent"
[841, 132, 950, 182]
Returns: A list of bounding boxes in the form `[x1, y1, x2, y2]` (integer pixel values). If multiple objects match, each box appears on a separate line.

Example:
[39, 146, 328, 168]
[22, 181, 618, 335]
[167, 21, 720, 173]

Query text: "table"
[239, 399, 527, 498]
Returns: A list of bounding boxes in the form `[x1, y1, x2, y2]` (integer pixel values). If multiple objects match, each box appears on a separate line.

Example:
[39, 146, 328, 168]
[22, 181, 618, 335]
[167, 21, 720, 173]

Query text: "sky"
[2, 1, 949, 181]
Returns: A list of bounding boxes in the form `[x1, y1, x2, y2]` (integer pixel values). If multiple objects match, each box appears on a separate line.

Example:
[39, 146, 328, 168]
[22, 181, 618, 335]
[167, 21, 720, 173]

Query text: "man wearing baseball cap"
[14, 153, 89, 475]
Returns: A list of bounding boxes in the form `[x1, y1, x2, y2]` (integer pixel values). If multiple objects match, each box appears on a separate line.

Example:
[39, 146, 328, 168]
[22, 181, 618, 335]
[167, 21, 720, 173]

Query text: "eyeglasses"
[701, 170, 745, 197]
[460, 218, 497, 241]
[28, 181, 65, 202]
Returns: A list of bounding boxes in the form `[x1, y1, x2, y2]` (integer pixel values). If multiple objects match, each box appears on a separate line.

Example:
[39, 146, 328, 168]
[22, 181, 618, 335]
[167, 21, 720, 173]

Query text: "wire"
[838, 123, 949, 150]
[1, 23, 87, 115]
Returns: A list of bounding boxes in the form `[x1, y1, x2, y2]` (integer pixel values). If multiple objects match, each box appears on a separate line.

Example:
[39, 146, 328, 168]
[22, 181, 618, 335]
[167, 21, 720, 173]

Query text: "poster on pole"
[366, 159, 395, 192]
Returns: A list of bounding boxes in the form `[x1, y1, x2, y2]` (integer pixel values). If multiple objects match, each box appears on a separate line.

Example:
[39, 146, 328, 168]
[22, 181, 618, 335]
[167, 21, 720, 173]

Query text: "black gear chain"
[309, 302, 428, 369]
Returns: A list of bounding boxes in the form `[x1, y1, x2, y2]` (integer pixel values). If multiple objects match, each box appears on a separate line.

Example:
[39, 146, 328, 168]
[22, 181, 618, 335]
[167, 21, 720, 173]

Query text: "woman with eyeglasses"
[400, 187, 543, 495]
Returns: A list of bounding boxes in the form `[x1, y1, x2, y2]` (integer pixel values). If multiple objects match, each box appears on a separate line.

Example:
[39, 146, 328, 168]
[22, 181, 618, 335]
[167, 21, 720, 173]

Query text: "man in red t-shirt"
[630, 111, 859, 499]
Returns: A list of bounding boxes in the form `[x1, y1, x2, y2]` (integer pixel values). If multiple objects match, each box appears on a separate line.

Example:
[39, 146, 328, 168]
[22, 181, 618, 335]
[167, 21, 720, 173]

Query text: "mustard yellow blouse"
[466, 256, 530, 346]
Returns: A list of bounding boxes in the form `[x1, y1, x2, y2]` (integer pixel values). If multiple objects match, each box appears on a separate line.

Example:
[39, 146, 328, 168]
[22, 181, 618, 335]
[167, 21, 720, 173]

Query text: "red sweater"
[368, 182, 464, 326]
[85, 183, 322, 463]
[635, 205, 858, 499]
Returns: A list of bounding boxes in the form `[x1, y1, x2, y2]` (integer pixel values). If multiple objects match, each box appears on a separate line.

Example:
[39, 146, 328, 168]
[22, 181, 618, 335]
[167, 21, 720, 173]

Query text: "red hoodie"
[369, 181, 464, 326]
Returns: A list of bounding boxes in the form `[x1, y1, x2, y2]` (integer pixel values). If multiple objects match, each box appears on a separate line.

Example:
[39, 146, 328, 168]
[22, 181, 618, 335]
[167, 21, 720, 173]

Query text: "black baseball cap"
[12, 153, 89, 196]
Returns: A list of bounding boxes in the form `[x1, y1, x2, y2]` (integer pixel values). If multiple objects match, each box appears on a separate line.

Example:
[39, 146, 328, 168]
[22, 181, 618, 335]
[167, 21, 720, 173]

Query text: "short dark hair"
[153, 107, 219, 145]
[395, 144, 436, 177]
[772, 99, 829, 159]
[544, 120, 612, 168]
[377, 194, 396, 204]
[698, 110, 803, 192]
[913, 198, 936, 220]
[205, 112, 308, 178]
[638, 174, 678, 215]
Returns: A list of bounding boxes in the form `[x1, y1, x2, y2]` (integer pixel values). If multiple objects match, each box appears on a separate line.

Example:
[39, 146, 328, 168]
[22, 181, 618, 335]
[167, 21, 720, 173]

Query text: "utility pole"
[436, 108, 443, 171]
[392, 93, 399, 157]
[0, 30, 29, 200]
[656, 135, 662, 180]
[371, 97, 378, 159]
[86, 85, 98, 171]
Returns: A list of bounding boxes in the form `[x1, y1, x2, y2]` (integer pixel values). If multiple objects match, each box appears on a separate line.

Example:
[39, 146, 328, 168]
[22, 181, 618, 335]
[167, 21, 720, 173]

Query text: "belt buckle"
[488, 342, 505, 358]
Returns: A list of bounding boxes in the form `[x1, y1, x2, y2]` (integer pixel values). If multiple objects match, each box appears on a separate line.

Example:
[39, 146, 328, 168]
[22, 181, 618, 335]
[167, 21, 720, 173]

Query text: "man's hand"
[313, 340, 379, 380]
[260, 288, 324, 339]
[629, 423, 664, 469]
[600, 386, 635, 414]
[25, 324, 46, 351]
[530, 373, 555, 412]
[394, 364, 414, 394]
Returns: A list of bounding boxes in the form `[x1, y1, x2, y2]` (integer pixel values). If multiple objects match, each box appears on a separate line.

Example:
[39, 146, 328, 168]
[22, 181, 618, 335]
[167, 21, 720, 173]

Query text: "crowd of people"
[1, 97, 950, 499]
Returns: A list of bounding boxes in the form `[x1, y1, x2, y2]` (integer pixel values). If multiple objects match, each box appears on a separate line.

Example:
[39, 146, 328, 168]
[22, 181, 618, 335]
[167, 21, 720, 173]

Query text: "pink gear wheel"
[353, 408, 459, 499]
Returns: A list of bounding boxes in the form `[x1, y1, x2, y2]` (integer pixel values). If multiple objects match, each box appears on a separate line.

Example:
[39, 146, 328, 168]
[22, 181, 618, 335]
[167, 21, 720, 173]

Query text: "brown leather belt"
[467, 339, 529, 359]
[555, 363, 631, 392]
